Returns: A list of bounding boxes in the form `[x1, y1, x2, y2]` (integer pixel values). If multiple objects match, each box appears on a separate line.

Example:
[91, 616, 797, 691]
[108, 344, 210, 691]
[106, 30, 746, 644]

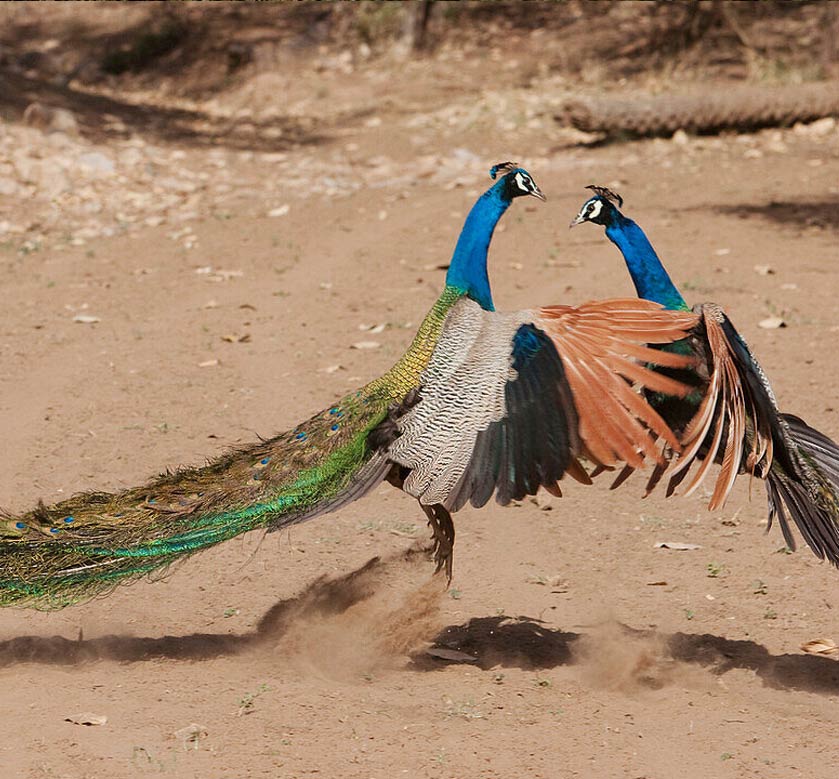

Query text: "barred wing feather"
[389, 297, 698, 510]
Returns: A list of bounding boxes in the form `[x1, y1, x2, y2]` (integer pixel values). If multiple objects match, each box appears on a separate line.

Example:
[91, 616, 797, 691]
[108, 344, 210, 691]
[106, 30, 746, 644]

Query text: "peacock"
[0, 164, 701, 610]
[571, 185, 839, 566]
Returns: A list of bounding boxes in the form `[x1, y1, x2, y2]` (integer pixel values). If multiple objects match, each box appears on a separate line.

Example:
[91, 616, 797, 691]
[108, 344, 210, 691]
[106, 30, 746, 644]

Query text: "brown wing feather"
[616, 342, 701, 369]
[534, 299, 699, 469]
[666, 304, 773, 509]
[612, 376, 683, 450]
[576, 358, 658, 466]
[680, 403, 726, 499]
[711, 352, 746, 506]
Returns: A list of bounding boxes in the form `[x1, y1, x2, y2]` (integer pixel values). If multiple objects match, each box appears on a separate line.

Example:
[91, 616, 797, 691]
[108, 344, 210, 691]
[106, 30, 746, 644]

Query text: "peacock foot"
[421, 503, 455, 583]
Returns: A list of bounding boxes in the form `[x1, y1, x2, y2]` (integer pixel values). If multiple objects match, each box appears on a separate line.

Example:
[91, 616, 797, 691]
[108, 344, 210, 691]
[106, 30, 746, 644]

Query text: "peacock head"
[570, 185, 624, 228]
[490, 161, 546, 203]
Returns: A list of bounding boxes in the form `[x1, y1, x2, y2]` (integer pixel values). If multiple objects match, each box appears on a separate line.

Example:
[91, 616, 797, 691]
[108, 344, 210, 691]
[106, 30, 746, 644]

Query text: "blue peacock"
[571, 185, 839, 565]
[0, 164, 700, 610]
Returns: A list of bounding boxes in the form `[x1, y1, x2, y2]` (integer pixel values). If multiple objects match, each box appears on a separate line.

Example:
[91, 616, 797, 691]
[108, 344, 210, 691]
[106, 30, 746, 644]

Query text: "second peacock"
[572, 186, 839, 566]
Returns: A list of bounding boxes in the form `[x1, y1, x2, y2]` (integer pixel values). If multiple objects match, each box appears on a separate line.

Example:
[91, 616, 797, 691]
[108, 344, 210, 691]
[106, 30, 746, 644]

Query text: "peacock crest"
[584, 184, 623, 208]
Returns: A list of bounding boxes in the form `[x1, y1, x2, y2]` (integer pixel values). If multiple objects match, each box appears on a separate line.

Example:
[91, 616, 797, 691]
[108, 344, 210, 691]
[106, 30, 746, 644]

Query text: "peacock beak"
[569, 212, 585, 228]
[529, 184, 546, 202]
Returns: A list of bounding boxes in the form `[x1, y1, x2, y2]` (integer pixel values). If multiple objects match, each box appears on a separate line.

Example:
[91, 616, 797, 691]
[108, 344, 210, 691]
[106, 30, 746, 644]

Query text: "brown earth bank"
[1, 4, 839, 779]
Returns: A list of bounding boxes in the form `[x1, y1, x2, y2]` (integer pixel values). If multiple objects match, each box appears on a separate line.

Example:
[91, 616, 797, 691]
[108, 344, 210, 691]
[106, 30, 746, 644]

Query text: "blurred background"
[0, 0, 837, 253]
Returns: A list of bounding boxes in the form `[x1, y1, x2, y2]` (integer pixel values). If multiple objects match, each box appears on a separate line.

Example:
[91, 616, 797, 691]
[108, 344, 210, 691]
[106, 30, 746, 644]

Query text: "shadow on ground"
[418, 614, 839, 696]
[712, 198, 839, 233]
[0, 556, 384, 666]
[2, 555, 838, 697]
[0, 69, 323, 151]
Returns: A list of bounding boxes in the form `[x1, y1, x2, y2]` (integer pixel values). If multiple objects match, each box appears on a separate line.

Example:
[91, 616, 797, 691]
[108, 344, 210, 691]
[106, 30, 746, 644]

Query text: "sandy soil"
[2, 12, 839, 778]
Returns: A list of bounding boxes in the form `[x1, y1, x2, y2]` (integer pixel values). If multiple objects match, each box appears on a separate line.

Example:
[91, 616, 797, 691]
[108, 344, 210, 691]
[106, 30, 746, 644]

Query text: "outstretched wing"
[535, 299, 698, 468]
[388, 297, 698, 510]
[659, 304, 839, 564]
[445, 323, 583, 511]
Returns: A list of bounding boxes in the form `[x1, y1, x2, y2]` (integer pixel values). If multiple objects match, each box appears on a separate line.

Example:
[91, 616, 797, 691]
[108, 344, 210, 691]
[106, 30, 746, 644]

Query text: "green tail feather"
[0, 289, 462, 610]
[0, 397, 391, 609]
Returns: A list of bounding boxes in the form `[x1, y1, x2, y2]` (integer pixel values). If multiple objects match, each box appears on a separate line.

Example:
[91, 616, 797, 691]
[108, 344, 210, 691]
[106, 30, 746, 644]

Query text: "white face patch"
[514, 172, 531, 194]
[585, 199, 603, 220]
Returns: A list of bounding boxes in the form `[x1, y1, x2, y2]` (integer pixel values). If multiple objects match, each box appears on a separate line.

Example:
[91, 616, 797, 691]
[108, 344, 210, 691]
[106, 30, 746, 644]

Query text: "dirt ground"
[2, 6, 839, 779]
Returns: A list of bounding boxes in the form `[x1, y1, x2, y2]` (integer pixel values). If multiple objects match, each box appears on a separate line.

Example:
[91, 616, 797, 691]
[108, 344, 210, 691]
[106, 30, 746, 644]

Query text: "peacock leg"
[385, 464, 455, 580]
[419, 503, 455, 582]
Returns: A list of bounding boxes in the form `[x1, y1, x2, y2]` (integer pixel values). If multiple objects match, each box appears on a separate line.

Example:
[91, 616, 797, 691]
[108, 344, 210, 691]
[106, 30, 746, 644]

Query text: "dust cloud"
[572, 620, 714, 694]
[260, 549, 447, 680]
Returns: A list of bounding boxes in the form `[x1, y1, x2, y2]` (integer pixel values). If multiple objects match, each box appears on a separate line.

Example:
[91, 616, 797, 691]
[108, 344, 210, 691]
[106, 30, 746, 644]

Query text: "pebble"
[78, 152, 116, 176]
[758, 316, 786, 329]
[22, 102, 79, 136]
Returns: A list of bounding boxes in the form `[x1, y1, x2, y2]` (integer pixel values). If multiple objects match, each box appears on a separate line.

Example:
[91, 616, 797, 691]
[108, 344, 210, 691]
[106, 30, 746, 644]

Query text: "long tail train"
[0, 388, 397, 609]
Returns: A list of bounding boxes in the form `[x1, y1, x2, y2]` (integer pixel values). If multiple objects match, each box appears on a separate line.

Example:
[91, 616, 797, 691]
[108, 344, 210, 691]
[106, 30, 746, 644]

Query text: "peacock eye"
[586, 204, 594, 214]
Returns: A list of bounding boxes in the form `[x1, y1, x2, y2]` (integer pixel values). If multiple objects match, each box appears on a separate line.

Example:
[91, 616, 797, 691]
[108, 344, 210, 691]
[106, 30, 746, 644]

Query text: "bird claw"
[423, 504, 455, 584]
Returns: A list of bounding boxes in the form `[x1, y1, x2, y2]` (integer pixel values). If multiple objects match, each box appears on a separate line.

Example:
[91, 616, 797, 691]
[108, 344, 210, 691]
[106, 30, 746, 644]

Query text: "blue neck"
[605, 214, 689, 312]
[445, 183, 512, 311]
